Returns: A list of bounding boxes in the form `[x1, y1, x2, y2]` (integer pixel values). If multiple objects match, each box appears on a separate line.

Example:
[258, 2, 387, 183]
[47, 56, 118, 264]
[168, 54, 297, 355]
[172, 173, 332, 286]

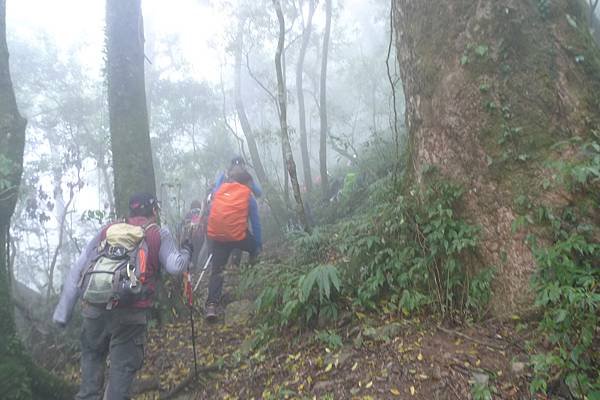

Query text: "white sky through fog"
[7, 0, 226, 82]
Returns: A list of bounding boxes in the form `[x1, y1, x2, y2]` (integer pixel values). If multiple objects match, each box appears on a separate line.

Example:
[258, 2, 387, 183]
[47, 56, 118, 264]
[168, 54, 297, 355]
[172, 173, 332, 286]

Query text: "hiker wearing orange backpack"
[205, 166, 262, 321]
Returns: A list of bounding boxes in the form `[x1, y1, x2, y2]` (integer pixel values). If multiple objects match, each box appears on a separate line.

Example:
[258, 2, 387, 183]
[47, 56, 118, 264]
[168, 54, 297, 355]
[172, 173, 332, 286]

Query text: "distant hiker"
[53, 192, 193, 400]
[181, 199, 205, 268]
[205, 168, 262, 321]
[214, 155, 262, 198]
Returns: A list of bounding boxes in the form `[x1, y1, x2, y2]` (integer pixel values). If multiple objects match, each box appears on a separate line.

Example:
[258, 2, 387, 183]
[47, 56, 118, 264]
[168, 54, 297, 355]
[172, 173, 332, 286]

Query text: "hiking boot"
[205, 303, 218, 322]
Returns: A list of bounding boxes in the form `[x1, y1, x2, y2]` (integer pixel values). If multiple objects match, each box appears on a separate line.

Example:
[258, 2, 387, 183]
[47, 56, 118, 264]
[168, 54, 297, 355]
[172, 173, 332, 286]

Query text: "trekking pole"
[184, 266, 198, 377]
[193, 253, 213, 293]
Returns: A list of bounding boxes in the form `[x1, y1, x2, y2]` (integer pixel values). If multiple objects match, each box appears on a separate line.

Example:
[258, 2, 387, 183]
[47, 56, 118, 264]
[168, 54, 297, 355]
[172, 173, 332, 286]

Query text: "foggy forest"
[1, 0, 599, 399]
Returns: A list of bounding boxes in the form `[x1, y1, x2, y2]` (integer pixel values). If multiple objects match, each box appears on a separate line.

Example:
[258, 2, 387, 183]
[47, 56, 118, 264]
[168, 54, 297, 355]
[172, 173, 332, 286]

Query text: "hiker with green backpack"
[53, 192, 193, 400]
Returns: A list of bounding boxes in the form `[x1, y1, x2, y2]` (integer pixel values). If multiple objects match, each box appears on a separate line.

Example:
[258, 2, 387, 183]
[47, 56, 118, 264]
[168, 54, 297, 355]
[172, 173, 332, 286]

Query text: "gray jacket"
[52, 226, 191, 326]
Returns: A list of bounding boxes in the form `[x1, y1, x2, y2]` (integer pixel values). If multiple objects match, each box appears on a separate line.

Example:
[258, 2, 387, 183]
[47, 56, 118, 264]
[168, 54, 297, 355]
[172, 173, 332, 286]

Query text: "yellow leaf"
[417, 353, 423, 361]
[497, 370, 503, 376]
[410, 386, 416, 395]
[351, 362, 358, 371]
[366, 381, 373, 388]
[324, 363, 333, 372]
[390, 388, 401, 396]
[476, 359, 481, 366]
[355, 312, 367, 319]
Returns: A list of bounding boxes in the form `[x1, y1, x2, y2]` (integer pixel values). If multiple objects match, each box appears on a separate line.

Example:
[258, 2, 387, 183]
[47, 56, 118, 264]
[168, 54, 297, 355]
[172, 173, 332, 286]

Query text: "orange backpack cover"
[207, 182, 252, 242]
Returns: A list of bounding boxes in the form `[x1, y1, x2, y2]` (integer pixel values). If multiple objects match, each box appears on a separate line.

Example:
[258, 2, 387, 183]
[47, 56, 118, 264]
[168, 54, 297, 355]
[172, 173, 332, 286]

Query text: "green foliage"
[315, 329, 343, 350]
[537, 0, 551, 18]
[336, 176, 488, 319]
[0, 154, 17, 192]
[527, 135, 600, 397]
[549, 133, 600, 193]
[0, 357, 32, 400]
[529, 230, 600, 397]
[471, 381, 494, 400]
[80, 209, 111, 226]
[255, 263, 342, 328]
[474, 44, 489, 58]
[290, 228, 332, 265]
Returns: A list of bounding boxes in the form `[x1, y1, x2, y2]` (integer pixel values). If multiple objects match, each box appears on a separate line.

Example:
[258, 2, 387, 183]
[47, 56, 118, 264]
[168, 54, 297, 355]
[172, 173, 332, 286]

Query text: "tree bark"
[234, 18, 287, 225]
[319, 0, 332, 200]
[297, 0, 316, 192]
[273, 0, 311, 232]
[106, 0, 156, 216]
[0, 0, 27, 346]
[394, 0, 600, 314]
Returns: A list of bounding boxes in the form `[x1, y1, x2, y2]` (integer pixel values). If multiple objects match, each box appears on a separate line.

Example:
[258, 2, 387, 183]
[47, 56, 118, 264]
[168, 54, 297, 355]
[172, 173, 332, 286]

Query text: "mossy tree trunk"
[1, 2, 74, 398]
[106, 0, 156, 215]
[394, 0, 600, 314]
[0, 0, 26, 351]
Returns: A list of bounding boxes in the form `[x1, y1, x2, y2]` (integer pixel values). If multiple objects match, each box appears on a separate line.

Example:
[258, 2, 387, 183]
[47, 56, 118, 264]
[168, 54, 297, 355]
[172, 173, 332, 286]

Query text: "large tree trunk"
[297, 0, 316, 193]
[319, 0, 332, 200]
[395, 0, 600, 314]
[234, 19, 287, 225]
[273, 0, 311, 232]
[0, 0, 27, 349]
[106, 0, 156, 215]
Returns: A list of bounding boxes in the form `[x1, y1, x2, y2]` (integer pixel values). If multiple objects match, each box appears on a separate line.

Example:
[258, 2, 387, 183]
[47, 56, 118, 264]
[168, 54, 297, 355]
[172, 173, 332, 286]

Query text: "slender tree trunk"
[589, 0, 599, 28]
[46, 182, 76, 301]
[106, 0, 156, 215]
[319, 0, 332, 200]
[234, 19, 287, 224]
[273, 0, 311, 232]
[395, 0, 600, 314]
[297, 0, 316, 192]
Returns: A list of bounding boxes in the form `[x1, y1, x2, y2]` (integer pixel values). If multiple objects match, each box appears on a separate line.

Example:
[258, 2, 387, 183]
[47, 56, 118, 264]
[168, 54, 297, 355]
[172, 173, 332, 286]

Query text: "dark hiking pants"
[76, 306, 147, 400]
[207, 233, 258, 305]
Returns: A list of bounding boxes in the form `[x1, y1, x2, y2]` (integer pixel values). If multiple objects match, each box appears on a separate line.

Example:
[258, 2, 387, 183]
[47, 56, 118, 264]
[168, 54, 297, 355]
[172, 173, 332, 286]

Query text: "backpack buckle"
[127, 263, 138, 288]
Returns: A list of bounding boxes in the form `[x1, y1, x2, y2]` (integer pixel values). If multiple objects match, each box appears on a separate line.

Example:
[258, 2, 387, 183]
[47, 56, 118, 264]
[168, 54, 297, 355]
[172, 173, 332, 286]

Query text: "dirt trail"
[134, 306, 536, 399]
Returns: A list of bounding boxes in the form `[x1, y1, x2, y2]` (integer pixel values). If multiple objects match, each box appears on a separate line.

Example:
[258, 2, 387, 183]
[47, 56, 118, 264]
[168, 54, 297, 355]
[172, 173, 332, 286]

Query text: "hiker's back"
[80, 216, 160, 309]
[207, 182, 252, 242]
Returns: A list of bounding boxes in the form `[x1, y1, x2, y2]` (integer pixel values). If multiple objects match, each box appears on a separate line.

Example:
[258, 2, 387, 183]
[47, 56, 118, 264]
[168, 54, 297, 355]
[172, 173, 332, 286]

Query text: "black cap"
[230, 156, 246, 166]
[129, 192, 158, 211]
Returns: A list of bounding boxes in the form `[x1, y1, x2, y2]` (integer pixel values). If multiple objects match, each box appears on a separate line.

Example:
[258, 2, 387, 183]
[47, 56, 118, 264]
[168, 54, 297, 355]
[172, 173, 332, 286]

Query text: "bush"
[336, 175, 488, 319]
[529, 216, 600, 396]
[254, 173, 492, 331]
[254, 263, 342, 328]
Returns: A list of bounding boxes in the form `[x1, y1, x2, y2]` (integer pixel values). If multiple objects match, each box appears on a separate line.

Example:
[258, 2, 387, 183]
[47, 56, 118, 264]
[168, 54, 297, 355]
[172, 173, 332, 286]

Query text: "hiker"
[215, 155, 262, 198]
[52, 192, 193, 400]
[212, 156, 261, 269]
[204, 168, 262, 321]
[181, 199, 205, 268]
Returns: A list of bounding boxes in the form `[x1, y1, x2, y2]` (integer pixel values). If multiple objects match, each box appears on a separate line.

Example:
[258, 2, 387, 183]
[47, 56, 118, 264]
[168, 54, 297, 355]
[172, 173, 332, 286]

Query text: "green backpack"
[80, 222, 156, 309]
